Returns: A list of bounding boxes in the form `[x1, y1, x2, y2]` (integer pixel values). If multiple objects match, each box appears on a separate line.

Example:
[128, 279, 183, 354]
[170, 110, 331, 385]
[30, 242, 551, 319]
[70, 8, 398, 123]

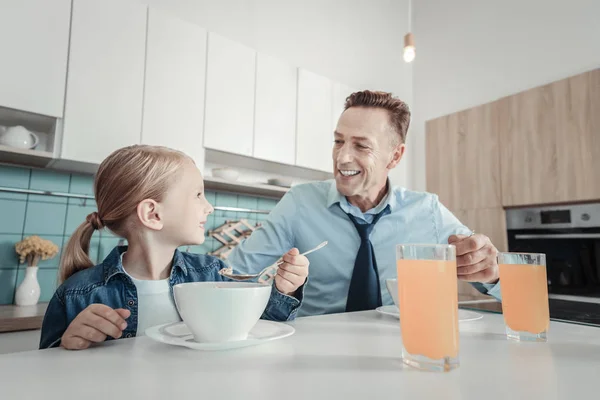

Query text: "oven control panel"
[506, 203, 600, 230]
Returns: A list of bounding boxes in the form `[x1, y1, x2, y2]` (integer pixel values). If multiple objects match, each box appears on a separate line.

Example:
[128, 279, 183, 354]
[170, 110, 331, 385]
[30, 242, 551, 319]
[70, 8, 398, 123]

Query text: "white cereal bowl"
[173, 282, 271, 343]
[385, 278, 399, 308]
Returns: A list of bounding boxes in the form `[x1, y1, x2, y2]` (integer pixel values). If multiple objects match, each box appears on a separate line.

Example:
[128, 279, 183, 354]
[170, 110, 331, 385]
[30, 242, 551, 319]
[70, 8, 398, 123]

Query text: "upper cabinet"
[253, 53, 297, 165]
[426, 101, 502, 213]
[0, 0, 71, 117]
[296, 69, 333, 172]
[141, 8, 207, 168]
[61, 0, 147, 164]
[331, 83, 357, 132]
[500, 69, 600, 206]
[203, 33, 256, 157]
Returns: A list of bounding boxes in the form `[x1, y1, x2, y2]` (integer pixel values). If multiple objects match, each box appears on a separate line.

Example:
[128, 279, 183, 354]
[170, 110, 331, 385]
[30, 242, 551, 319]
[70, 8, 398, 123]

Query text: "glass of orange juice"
[396, 244, 459, 372]
[498, 252, 549, 342]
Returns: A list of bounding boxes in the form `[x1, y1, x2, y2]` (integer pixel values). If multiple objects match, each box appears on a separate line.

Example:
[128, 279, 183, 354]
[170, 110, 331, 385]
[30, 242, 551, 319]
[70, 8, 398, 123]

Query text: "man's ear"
[387, 143, 406, 170]
[136, 199, 163, 231]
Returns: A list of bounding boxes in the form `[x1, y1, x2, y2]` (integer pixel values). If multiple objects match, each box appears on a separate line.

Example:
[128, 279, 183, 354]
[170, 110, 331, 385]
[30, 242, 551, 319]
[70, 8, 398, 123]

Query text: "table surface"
[1, 309, 599, 400]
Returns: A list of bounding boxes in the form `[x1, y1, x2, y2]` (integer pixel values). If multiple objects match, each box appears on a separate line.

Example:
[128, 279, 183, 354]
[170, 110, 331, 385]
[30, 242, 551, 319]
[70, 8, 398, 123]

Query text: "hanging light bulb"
[403, 32, 415, 63]
[403, 0, 415, 63]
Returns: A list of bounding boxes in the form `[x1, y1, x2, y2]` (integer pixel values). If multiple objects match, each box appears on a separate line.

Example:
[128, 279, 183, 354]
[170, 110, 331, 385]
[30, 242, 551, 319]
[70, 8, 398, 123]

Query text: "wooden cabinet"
[296, 69, 333, 172]
[499, 83, 559, 206]
[426, 101, 502, 212]
[0, 0, 71, 117]
[500, 68, 600, 206]
[557, 69, 600, 203]
[203, 33, 256, 157]
[141, 8, 207, 168]
[253, 53, 297, 165]
[61, 0, 147, 164]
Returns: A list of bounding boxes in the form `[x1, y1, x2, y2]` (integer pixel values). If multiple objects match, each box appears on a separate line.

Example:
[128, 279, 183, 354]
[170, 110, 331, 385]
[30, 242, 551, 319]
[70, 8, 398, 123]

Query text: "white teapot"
[0, 125, 39, 149]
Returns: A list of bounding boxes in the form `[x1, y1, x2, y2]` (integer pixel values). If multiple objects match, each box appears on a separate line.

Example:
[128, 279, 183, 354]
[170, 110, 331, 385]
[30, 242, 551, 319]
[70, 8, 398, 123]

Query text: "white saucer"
[145, 320, 295, 351]
[376, 305, 483, 322]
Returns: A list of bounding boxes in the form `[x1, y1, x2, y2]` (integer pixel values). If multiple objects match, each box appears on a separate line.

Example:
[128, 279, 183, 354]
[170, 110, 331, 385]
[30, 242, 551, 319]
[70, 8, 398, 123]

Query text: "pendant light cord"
[407, 0, 412, 32]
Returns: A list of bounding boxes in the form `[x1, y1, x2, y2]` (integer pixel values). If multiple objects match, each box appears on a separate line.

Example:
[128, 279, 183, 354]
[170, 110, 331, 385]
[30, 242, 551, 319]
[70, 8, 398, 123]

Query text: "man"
[227, 90, 501, 317]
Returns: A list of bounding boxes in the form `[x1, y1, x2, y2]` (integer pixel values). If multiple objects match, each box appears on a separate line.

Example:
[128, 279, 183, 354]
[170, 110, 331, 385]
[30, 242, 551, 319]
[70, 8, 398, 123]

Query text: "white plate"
[145, 320, 295, 351]
[376, 305, 483, 322]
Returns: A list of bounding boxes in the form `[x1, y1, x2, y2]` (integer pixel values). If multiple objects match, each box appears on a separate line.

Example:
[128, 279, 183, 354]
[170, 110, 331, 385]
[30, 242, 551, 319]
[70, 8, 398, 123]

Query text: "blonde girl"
[40, 145, 308, 350]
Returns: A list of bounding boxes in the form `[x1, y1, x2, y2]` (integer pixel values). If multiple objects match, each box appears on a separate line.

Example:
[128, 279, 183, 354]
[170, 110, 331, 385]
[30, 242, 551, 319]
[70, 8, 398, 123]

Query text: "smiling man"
[227, 90, 501, 316]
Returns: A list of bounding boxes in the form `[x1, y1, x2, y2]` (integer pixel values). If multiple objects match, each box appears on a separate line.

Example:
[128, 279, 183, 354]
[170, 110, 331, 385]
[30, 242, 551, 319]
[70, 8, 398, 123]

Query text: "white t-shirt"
[121, 253, 181, 336]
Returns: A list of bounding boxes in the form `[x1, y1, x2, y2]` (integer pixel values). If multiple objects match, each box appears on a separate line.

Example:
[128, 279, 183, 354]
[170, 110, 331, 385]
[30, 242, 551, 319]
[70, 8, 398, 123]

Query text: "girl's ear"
[136, 199, 163, 230]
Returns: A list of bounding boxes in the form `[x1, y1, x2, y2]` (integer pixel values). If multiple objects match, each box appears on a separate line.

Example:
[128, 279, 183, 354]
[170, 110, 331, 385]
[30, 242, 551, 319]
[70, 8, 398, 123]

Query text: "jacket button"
[128, 300, 135, 306]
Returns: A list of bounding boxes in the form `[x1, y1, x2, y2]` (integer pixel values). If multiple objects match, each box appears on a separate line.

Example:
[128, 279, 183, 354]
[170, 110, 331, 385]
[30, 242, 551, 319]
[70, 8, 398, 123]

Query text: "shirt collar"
[326, 179, 397, 215]
[102, 245, 188, 283]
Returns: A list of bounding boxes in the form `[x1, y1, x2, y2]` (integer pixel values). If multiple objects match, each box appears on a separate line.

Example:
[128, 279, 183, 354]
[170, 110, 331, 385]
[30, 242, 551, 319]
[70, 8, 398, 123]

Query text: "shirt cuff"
[263, 279, 306, 321]
[471, 281, 502, 301]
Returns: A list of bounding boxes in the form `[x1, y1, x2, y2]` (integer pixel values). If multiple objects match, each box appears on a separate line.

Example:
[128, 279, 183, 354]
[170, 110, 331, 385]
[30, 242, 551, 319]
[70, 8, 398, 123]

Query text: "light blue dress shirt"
[227, 180, 501, 317]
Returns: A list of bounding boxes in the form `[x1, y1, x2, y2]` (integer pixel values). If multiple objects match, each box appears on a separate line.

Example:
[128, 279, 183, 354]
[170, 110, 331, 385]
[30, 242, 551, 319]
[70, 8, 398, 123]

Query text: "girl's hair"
[59, 145, 190, 283]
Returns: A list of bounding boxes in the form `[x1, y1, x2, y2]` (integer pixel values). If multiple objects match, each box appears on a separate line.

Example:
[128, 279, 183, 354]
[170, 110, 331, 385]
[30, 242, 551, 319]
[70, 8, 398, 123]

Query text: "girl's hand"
[275, 248, 309, 296]
[61, 304, 131, 350]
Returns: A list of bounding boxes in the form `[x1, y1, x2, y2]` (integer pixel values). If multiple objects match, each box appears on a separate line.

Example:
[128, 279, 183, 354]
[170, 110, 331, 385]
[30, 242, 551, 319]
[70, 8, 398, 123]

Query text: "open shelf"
[204, 175, 289, 198]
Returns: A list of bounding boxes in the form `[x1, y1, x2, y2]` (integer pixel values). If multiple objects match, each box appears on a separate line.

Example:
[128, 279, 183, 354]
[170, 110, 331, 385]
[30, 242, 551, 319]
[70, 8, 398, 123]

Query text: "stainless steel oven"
[506, 203, 600, 326]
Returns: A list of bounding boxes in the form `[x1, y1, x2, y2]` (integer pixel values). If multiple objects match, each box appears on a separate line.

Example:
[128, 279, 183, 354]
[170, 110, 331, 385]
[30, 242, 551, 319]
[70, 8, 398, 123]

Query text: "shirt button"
[128, 300, 135, 306]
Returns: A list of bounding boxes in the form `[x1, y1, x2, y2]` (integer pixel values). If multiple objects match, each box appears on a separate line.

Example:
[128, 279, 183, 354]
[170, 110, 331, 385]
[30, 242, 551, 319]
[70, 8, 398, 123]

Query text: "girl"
[40, 145, 309, 350]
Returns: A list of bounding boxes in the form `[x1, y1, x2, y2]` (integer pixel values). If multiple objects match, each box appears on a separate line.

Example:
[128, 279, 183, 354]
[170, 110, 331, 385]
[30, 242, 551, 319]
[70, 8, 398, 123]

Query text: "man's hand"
[448, 234, 499, 283]
[275, 248, 309, 296]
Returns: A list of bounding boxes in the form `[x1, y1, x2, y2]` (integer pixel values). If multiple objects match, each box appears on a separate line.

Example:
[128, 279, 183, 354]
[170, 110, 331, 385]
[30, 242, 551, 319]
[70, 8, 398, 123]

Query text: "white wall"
[410, 0, 600, 191]
[139, 0, 413, 187]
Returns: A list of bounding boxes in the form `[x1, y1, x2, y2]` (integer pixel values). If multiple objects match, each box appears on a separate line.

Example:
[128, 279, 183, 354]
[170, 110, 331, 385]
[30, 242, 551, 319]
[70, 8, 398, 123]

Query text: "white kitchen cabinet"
[141, 8, 207, 169]
[332, 82, 358, 132]
[296, 69, 333, 172]
[61, 0, 147, 164]
[253, 53, 297, 165]
[203, 33, 256, 157]
[0, 0, 71, 117]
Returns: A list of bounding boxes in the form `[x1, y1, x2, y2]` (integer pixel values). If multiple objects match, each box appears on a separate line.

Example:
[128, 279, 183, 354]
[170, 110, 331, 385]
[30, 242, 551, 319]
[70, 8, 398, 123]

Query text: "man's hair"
[344, 90, 411, 144]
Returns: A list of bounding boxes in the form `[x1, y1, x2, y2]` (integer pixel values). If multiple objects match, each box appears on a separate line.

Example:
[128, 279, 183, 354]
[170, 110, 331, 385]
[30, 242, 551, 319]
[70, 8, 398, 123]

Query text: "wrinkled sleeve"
[227, 190, 298, 274]
[39, 290, 69, 349]
[432, 195, 502, 300]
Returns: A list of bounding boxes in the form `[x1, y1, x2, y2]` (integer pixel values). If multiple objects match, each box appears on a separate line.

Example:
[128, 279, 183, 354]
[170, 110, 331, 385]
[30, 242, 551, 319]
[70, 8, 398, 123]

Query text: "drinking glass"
[396, 244, 459, 372]
[498, 252, 549, 342]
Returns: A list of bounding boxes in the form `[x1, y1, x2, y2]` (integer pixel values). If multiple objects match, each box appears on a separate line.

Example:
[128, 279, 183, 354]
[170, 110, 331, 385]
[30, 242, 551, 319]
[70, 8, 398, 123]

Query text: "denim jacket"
[39, 246, 304, 349]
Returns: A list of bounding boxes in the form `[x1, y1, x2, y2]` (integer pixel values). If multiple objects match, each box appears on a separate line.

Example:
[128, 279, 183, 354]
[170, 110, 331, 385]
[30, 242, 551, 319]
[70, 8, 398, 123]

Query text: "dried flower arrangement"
[15, 235, 60, 267]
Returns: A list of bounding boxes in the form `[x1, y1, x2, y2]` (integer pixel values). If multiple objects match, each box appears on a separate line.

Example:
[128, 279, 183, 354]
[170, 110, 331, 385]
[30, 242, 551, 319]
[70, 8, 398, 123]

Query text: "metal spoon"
[219, 241, 328, 282]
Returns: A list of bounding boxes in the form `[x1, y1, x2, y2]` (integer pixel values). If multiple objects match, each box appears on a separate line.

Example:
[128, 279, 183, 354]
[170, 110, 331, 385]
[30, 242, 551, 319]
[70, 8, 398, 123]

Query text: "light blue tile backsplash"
[0, 164, 279, 304]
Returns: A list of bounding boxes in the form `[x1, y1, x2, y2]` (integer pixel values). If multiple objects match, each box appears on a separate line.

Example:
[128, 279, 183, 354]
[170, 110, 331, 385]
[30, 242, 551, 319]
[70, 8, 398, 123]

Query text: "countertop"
[0, 303, 48, 333]
[0, 309, 598, 399]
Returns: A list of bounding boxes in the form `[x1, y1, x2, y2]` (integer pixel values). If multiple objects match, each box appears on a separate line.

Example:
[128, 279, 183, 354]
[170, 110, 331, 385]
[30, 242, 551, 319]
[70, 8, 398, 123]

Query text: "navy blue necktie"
[345, 206, 391, 312]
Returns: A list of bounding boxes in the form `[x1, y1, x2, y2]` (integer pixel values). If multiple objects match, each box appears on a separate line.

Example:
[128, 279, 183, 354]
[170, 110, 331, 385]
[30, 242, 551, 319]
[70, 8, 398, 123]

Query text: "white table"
[1, 310, 599, 399]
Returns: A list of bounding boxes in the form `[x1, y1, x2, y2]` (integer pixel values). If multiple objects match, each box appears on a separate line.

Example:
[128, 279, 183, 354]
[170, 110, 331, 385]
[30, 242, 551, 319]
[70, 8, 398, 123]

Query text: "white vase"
[15, 266, 41, 306]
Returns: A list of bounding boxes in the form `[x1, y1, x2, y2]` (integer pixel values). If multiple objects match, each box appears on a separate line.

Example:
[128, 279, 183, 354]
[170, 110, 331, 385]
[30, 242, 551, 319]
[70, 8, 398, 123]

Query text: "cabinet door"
[332, 83, 357, 132]
[296, 69, 333, 172]
[252, 53, 297, 165]
[0, 0, 71, 117]
[203, 33, 255, 157]
[142, 8, 207, 169]
[61, 0, 147, 164]
[426, 102, 502, 212]
[554, 69, 600, 203]
[500, 69, 600, 206]
[499, 86, 558, 206]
